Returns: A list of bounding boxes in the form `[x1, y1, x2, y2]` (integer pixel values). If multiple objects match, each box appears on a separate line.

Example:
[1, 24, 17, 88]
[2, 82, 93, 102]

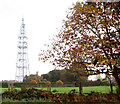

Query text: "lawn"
[50, 86, 116, 93]
[1, 86, 117, 94]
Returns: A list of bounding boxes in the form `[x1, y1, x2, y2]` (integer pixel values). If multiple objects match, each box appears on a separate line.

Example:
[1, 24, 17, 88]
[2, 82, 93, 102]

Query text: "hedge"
[1, 80, 115, 88]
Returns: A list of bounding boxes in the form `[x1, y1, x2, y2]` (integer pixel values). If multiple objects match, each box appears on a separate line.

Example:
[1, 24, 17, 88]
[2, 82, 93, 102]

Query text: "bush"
[29, 80, 37, 84]
[2, 88, 120, 103]
[2, 82, 8, 88]
[56, 80, 64, 86]
[45, 81, 51, 86]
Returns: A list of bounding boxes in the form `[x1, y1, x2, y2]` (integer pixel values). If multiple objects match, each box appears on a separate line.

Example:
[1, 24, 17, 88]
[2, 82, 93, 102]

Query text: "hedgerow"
[2, 88, 120, 103]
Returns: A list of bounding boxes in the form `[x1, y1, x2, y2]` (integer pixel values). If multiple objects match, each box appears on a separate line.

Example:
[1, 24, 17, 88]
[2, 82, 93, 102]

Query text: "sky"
[0, 0, 84, 81]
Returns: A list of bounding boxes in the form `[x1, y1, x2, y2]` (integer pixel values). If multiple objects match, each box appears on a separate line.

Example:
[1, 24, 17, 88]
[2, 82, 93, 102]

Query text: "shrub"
[2, 82, 8, 88]
[2, 88, 120, 103]
[45, 81, 51, 86]
[29, 80, 37, 84]
[56, 80, 64, 86]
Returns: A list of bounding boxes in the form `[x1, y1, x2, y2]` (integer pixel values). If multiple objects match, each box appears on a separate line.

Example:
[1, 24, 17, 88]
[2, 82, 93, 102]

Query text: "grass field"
[0, 86, 117, 94]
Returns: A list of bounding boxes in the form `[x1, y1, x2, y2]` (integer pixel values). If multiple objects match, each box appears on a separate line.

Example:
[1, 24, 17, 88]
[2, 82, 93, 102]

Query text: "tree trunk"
[109, 79, 113, 93]
[8, 83, 11, 92]
[113, 74, 120, 88]
[79, 81, 82, 95]
[113, 68, 120, 93]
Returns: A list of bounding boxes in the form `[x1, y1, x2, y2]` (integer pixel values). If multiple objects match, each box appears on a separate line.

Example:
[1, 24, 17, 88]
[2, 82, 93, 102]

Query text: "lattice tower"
[15, 18, 30, 82]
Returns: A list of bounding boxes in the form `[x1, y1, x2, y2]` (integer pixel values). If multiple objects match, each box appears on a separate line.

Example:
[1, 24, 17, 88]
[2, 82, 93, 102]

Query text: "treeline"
[41, 69, 80, 83]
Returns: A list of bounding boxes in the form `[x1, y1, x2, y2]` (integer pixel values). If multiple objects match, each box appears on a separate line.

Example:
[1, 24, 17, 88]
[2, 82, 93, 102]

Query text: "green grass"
[83, 86, 117, 93]
[0, 86, 117, 94]
[0, 88, 20, 94]
[35, 86, 117, 94]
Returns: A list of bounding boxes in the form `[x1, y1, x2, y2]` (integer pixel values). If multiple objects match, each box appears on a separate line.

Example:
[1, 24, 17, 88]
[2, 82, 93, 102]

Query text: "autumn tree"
[29, 80, 37, 85]
[39, 2, 120, 90]
[45, 81, 51, 86]
[56, 80, 64, 86]
[45, 81, 51, 91]
[23, 72, 43, 83]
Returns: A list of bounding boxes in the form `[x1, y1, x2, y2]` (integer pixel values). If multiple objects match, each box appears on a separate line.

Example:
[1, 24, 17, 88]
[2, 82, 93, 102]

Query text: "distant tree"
[56, 80, 64, 86]
[41, 74, 49, 81]
[24, 73, 43, 83]
[49, 70, 60, 82]
[42, 70, 60, 82]
[41, 79, 47, 83]
[45, 81, 51, 86]
[59, 70, 67, 82]
[64, 70, 76, 82]
[29, 80, 37, 85]
[41, 69, 87, 83]
[45, 81, 51, 91]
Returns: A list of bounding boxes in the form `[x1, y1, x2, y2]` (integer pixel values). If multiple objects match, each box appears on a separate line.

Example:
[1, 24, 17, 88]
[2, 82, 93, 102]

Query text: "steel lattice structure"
[15, 18, 30, 82]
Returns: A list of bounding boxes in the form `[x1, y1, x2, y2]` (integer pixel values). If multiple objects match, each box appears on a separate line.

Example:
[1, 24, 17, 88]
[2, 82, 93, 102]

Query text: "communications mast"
[15, 18, 30, 82]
